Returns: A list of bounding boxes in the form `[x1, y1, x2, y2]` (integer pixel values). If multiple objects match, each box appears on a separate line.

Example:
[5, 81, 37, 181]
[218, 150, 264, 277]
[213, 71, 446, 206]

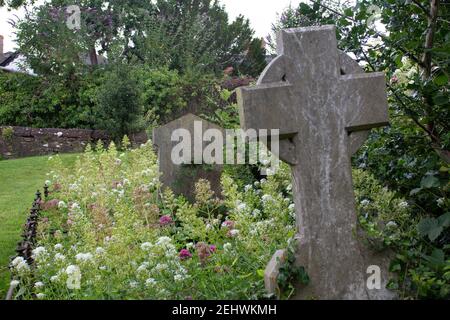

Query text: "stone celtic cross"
[237, 26, 393, 299]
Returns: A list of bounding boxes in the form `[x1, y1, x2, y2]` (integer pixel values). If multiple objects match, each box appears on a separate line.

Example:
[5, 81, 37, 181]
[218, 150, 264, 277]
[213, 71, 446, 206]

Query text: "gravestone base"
[293, 230, 396, 300]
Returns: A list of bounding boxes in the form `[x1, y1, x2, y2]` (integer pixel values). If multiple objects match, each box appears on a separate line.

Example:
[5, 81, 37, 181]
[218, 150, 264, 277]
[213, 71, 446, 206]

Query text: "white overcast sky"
[0, 0, 304, 53]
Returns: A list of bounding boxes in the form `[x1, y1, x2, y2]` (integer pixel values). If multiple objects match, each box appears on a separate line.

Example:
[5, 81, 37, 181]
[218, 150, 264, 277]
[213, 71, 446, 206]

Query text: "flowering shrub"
[10, 140, 296, 300]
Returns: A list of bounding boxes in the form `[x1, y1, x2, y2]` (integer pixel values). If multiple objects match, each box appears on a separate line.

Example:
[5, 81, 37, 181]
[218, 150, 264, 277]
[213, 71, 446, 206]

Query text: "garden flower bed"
[8, 141, 296, 300]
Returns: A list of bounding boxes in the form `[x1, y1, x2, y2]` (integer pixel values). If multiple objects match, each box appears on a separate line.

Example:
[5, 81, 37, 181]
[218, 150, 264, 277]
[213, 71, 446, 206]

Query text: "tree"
[128, 0, 255, 75]
[94, 65, 143, 140]
[272, 0, 449, 164]
[238, 38, 268, 77]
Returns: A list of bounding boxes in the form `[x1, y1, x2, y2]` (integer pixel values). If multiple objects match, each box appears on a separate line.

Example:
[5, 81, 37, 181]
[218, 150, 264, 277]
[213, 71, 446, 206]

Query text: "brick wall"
[0, 126, 148, 159]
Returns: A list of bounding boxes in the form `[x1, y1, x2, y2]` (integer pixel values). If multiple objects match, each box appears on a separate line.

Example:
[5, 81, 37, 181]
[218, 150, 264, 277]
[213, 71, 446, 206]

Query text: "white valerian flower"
[252, 209, 261, 217]
[50, 276, 59, 283]
[129, 281, 138, 288]
[229, 229, 240, 237]
[156, 236, 172, 246]
[10, 280, 20, 289]
[174, 273, 189, 282]
[223, 243, 232, 252]
[140, 242, 153, 251]
[186, 242, 194, 250]
[154, 263, 168, 272]
[145, 278, 157, 287]
[137, 263, 149, 273]
[288, 203, 295, 211]
[360, 199, 371, 207]
[399, 201, 409, 209]
[236, 203, 247, 213]
[261, 194, 273, 203]
[32, 247, 47, 260]
[55, 253, 66, 262]
[34, 282, 44, 289]
[58, 201, 67, 209]
[437, 198, 445, 207]
[66, 265, 81, 290]
[99, 266, 107, 271]
[36, 293, 46, 300]
[286, 184, 292, 191]
[95, 247, 105, 255]
[71, 202, 81, 211]
[17, 261, 30, 273]
[75, 253, 94, 263]
[244, 184, 253, 192]
[45, 180, 52, 186]
[54, 243, 63, 250]
[11, 256, 25, 268]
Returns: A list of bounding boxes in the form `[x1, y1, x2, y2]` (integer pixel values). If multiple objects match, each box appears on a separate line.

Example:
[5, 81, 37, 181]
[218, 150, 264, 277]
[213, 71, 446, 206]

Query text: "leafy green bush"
[353, 169, 450, 299]
[0, 71, 97, 129]
[132, 67, 187, 127]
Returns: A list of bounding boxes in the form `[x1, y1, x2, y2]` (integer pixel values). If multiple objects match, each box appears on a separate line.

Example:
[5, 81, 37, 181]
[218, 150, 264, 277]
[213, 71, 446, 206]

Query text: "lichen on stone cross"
[237, 25, 394, 300]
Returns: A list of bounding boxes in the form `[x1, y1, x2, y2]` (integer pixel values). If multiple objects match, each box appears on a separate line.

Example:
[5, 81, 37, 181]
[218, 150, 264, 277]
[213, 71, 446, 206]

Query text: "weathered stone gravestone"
[153, 114, 224, 201]
[238, 26, 394, 299]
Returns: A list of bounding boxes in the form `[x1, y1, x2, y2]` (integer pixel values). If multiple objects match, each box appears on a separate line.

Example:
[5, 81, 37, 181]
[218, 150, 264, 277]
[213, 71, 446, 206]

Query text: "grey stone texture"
[237, 26, 394, 300]
[152, 114, 224, 201]
[264, 250, 287, 297]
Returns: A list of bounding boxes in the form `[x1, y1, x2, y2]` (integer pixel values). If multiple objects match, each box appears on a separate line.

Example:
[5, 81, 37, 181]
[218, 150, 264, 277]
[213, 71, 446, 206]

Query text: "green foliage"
[133, 67, 187, 127]
[131, 0, 255, 75]
[93, 65, 144, 140]
[237, 38, 268, 77]
[277, 238, 310, 299]
[0, 71, 97, 128]
[353, 168, 449, 299]
[1, 127, 14, 142]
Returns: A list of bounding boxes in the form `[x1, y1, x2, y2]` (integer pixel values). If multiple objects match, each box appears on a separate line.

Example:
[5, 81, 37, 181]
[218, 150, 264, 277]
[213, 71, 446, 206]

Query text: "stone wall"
[0, 126, 148, 159]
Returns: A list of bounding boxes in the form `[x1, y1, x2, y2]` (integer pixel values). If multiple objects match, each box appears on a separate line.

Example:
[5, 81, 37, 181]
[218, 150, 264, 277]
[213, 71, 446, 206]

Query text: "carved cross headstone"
[153, 114, 224, 201]
[237, 26, 393, 299]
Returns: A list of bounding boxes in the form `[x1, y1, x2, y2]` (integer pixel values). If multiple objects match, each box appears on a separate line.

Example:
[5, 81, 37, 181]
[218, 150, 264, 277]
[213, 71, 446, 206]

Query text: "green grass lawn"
[0, 154, 79, 297]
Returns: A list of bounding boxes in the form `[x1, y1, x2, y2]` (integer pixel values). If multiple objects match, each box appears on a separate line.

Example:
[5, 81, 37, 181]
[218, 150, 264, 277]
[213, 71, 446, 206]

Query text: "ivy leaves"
[418, 213, 450, 242]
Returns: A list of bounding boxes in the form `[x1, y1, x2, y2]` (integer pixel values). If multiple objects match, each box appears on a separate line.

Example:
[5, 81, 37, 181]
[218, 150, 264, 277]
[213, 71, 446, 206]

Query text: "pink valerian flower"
[221, 220, 235, 230]
[159, 215, 173, 226]
[227, 229, 240, 238]
[209, 245, 217, 253]
[196, 242, 214, 265]
[179, 249, 192, 261]
[391, 75, 399, 84]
